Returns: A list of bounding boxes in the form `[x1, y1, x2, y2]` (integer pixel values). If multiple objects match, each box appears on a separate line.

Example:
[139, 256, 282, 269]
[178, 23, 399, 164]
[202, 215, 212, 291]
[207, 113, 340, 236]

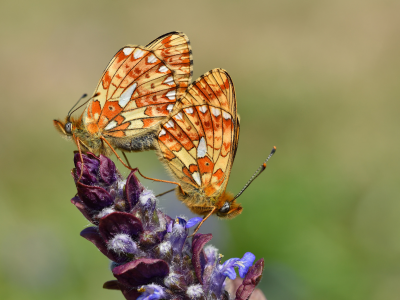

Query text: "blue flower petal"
[137, 284, 166, 300]
[176, 217, 187, 228]
[147, 294, 160, 300]
[166, 220, 173, 233]
[222, 257, 240, 268]
[234, 252, 256, 278]
[220, 257, 240, 280]
[167, 218, 188, 254]
[186, 217, 203, 228]
[223, 266, 237, 280]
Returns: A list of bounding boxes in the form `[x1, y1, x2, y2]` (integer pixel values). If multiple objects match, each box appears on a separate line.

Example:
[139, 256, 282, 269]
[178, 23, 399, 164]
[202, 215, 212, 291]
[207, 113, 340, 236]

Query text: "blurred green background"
[1, 0, 399, 299]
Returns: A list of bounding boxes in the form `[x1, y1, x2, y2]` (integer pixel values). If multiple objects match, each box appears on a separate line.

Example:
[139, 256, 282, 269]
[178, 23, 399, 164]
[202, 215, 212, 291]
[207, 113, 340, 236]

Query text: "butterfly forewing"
[146, 31, 193, 98]
[82, 32, 192, 138]
[157, 69, 239, 198]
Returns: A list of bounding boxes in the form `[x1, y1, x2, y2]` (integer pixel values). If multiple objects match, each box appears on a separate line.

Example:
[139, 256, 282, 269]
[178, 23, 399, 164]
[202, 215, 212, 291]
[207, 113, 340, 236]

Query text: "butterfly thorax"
[72, 121, 105, 155]
[54, 116, 109, 155]
[176, 187, 242, 219]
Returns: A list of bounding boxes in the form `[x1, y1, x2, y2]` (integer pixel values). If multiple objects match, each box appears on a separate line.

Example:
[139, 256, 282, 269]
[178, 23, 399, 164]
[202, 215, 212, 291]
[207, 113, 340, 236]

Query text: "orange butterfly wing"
[146, 31, 193, 98]
[157, 69, 239, 198]
[82, 32, 192, 139]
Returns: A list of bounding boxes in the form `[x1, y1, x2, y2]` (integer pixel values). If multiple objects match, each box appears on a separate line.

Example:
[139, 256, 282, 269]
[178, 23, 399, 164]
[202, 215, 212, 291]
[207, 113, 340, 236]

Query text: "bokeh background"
[1, 0, 399, 299]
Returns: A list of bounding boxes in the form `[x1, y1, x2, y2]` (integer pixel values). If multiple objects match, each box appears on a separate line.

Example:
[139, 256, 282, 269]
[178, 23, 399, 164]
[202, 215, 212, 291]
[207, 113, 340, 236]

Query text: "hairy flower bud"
[109, 234, 138, 255]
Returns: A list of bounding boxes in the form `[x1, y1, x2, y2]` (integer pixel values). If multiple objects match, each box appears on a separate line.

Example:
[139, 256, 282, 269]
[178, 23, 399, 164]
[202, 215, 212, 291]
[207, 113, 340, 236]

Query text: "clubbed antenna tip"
[233, 146, 276, 200]
[271, 146, 277, 155]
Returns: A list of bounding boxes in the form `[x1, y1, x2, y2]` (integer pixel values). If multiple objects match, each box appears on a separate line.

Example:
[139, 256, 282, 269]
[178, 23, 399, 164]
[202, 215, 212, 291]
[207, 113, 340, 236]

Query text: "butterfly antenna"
[232, 146, 276, 200]
[67, 94, 87, 119]
[69, 92, 101, 119]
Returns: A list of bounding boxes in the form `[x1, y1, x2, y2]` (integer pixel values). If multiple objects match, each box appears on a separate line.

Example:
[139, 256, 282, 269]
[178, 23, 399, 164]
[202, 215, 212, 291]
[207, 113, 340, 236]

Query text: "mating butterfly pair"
[54, 32, 275, 233]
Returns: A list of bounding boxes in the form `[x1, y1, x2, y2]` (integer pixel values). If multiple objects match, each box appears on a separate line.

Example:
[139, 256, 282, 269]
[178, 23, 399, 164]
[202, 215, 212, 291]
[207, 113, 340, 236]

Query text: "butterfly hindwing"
[178, 68, 234, 112]
[82, 32, 192, 139]
[157, 69, 239, 197]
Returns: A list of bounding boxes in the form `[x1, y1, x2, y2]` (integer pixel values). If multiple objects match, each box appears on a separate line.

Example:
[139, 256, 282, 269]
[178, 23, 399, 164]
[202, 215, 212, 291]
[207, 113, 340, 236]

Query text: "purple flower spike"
[202, 245, 219, 289]
[99, 155, 117, 185]
[186, 284, 204, 299]
[234, 252, 256, 278]
[137, 283, 168, 300]
[71, 196, 95, 223]
[140, 230, 162, 248]
[163, 272, 187, 291]
[66, 152, 267, 300]
[166, 220, 173, 233]
[99, 212, 143, 242]
[167, 217, 188, 254]
[221, 258, 241, 280]
[80, 227, 126, 263]
[103, 280, 122, 290]
[121, 288, 142, 300]
[113, 258, 169, 287]
[226, 278, 267, 300]
[186, 217, 203, 228]
[204, 245, 218, 266]
[109, 234, 138, 255]
[73, 152, 100, 185]
[76, 182, 114, 211]
[125, 171, 144, 209]
[235, 259, 265, 300]
[191, 233, 213, 284]
[139, 190, 157, 224]
[103, 281, 142, 300]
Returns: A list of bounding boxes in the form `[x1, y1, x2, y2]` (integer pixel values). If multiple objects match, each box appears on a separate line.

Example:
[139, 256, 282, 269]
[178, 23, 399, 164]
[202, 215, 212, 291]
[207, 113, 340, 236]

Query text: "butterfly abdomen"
[109, 131, 158, 152]
[175, 188, 215, 214]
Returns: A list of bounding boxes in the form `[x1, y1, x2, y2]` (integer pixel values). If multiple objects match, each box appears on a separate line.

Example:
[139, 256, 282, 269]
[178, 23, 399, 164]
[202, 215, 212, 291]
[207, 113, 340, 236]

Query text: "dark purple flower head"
[70, 153, 266, 300]
[71, 152, 143, 224]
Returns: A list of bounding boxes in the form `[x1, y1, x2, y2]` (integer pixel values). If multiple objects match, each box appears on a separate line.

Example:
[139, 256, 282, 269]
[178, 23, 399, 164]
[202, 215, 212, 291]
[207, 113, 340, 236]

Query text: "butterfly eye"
[65, 122, 72, 134]
[219, 202, 230, 214]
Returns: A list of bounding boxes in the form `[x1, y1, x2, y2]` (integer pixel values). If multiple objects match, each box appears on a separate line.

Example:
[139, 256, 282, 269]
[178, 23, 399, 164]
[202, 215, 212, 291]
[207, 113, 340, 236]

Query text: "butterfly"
[54, 32, 192, 162]
[155, 68, 276, 234]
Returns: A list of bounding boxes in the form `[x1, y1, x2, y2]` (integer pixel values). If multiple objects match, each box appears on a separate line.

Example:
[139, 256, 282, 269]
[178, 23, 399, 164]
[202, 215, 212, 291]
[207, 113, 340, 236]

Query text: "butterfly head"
[53, 117, 80, 139]
[215, 191, 243, 219]
[53, 93, 90, 138]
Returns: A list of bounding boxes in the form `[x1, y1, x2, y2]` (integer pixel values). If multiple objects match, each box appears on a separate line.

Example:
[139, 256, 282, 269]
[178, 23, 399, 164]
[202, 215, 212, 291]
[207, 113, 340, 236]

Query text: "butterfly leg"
[188, 207, 218, 238]
[100, 136, 185, 194]
[155, 188, 176, 197]
[100, 136, 137, 171]
[135, 169, 186, 195]
[121, 151, 132, 169]
[75, 137, 85, 181]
